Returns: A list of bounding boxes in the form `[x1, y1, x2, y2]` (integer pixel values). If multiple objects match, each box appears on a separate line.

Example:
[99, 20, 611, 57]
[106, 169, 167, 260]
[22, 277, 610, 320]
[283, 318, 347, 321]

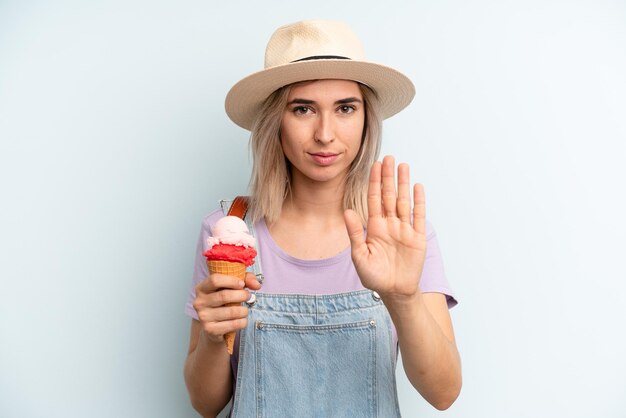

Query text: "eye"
[338, 105, 356, 114]
[293, 106, 313, 115]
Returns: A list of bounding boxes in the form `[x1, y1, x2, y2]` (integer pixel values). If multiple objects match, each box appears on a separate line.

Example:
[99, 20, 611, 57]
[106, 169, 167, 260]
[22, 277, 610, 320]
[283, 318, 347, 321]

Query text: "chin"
[306, 168, 348, 184]
[290, 159, 352, 185]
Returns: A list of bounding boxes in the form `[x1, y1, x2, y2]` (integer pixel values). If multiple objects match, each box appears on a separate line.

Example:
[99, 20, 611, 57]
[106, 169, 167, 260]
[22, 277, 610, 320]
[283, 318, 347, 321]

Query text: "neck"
[266, 169, 352, 259]
[281, 172, 347, 222]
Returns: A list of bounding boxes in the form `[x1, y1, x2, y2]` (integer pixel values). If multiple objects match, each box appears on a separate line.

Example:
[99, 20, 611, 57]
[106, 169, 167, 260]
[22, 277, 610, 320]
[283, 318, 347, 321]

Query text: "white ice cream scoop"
[206, 216, 256, 249]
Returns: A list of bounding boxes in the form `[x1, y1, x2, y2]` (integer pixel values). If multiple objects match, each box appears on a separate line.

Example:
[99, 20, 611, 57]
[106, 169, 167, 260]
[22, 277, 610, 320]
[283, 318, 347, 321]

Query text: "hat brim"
[224, 59, 415, 131]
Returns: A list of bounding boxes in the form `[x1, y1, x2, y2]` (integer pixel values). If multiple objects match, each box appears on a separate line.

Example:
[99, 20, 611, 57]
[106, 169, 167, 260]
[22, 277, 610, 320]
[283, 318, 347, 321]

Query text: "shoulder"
[425, 219, 436, 239]
[423, 218, 444, 255]
[200, 208, 226, 233]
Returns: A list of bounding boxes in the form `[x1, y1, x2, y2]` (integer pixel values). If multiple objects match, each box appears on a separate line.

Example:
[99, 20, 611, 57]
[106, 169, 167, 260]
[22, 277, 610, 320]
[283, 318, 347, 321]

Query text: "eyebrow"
[286, 97, 363, 106]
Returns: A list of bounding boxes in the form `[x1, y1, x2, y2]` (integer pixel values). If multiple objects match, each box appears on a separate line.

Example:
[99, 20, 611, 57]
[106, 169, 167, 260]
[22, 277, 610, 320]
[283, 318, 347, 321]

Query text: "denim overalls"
[222, 201, 402, 417]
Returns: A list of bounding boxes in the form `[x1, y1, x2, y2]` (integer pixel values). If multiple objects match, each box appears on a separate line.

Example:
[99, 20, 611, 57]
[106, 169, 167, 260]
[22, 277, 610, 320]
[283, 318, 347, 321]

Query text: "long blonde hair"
[248, 82, 382, 225]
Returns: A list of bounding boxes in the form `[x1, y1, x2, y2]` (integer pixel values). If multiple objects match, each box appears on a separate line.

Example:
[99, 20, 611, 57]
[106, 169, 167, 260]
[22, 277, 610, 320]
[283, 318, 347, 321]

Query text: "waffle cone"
[207, 259, 246, 355]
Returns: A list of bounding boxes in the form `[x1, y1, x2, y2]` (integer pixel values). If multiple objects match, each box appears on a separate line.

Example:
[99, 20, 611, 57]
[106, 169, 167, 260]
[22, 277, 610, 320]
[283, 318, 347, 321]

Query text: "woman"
[184, 20, 461, 417]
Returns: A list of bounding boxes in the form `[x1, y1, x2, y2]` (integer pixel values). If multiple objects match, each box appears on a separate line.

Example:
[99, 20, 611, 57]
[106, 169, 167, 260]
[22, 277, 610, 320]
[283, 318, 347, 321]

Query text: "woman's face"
[280, 79, 365, 188]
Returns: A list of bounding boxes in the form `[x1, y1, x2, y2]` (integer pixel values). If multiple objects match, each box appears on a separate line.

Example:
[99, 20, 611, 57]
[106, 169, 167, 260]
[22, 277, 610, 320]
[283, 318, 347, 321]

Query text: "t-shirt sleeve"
[419, 220, 458, 309]
[184, 209, 224, 319]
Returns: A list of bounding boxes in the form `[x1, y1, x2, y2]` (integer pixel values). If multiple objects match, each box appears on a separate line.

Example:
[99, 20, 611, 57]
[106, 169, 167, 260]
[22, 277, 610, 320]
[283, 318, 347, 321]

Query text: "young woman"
[184, 20, 461, 418]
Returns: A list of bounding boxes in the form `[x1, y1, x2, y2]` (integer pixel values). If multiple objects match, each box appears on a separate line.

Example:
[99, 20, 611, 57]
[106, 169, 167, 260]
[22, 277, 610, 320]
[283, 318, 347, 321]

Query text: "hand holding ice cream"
[203, 216, 257, 354]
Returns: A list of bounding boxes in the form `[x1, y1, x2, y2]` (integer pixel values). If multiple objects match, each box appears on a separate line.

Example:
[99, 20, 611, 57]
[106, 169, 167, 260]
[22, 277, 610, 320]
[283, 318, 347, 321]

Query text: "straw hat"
[224, 20, 416, 131]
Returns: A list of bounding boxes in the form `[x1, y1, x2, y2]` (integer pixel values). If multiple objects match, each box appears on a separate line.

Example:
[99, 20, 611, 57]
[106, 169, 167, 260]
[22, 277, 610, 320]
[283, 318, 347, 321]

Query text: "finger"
[368, 161, 383, 218]
[397, 163, 411, 223]
[198, 304, 249, 323]
[381, 155, 397, 217]
[202, 317, 248, 338]
[344, 209, 368, 259]
[244, 272, 262, 290]
[197, 273, 245, 294]
[206, 289, 252, 308]
[194, 288, 250, 312]
[412, 183, 426, 235]
[194, 289, 244, 317]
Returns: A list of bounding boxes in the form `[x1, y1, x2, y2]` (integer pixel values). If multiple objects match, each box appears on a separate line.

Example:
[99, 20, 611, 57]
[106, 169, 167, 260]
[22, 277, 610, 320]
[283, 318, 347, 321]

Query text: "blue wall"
[1, 1, 625, 417]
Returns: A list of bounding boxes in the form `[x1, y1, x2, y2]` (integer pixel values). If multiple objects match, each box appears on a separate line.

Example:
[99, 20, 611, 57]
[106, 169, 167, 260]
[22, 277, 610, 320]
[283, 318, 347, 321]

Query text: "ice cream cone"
[207, 259, 246, 355]
[204, 216, 257, 355]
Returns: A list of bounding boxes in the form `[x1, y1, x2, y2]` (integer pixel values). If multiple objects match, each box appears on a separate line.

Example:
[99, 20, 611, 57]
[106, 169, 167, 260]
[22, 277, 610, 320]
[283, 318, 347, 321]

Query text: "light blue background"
[1, 1, 625, 417]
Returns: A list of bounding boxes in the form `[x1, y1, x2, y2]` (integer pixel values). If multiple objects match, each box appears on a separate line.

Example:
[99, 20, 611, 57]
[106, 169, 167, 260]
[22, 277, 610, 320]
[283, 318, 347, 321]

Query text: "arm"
[184, 319, 232, 418]
[384, 292, 461, 410]
[344, 155, 462, 410]
[183, 273, 262, 417]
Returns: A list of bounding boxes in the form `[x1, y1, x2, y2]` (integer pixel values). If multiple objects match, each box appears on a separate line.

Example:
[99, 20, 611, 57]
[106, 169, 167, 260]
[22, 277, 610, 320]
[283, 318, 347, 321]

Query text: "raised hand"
[344, 155, 427, 299]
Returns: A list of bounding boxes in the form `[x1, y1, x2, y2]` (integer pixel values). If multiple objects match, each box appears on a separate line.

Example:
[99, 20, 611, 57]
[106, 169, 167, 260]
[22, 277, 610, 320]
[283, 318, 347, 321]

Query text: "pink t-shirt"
[184, 209, 458, 375]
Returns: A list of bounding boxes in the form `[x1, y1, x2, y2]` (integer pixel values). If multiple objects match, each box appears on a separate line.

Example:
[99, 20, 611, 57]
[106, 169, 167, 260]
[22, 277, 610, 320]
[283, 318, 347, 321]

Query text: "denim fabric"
[231, 290, 402, 418]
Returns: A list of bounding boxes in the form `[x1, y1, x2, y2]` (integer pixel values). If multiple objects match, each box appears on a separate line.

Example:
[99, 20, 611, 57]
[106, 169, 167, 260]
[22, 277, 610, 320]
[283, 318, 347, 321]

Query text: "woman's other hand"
[344, 155, 427, 301]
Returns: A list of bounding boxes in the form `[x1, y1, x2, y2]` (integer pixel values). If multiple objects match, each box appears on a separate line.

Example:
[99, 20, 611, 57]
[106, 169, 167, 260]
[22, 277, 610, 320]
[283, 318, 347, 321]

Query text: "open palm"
[344, 156, 427, 298]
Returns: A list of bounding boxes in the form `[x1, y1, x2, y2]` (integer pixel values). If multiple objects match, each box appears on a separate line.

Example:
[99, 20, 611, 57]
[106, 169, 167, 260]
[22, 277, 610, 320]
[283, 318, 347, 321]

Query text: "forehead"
[287, 79, 362, 100]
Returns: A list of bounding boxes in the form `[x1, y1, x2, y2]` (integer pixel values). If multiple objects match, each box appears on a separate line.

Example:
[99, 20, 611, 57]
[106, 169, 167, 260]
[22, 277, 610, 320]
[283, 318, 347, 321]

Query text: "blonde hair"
[248, 82, 382, 225]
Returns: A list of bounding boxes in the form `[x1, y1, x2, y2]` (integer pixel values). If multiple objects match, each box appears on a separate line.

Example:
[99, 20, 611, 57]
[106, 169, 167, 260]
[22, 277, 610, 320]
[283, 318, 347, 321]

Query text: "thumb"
[244, 272, 262, 290]
[344, 209, 368, 258]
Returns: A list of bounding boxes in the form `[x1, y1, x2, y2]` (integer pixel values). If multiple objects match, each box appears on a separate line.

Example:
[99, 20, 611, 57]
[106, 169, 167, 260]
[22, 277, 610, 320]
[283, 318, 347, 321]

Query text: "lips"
[308, 152, 339, 166]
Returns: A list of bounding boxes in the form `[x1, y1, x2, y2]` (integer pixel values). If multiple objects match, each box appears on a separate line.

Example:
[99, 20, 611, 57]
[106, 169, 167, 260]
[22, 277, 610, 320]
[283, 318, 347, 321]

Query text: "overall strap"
[227, 196, 249, 219]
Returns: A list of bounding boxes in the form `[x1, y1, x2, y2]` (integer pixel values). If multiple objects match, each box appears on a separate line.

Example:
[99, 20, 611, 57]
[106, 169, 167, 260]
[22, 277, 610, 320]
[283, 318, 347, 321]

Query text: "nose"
[314, 113, 335, 144]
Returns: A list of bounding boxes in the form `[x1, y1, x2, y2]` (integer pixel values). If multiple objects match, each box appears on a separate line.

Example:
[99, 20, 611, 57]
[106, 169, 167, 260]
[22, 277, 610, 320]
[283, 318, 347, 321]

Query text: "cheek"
[279, 121, 290, 151]
[342, 120, 365, 152]
[280, 119, 300, 150]
[279, 132, 300, 164]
